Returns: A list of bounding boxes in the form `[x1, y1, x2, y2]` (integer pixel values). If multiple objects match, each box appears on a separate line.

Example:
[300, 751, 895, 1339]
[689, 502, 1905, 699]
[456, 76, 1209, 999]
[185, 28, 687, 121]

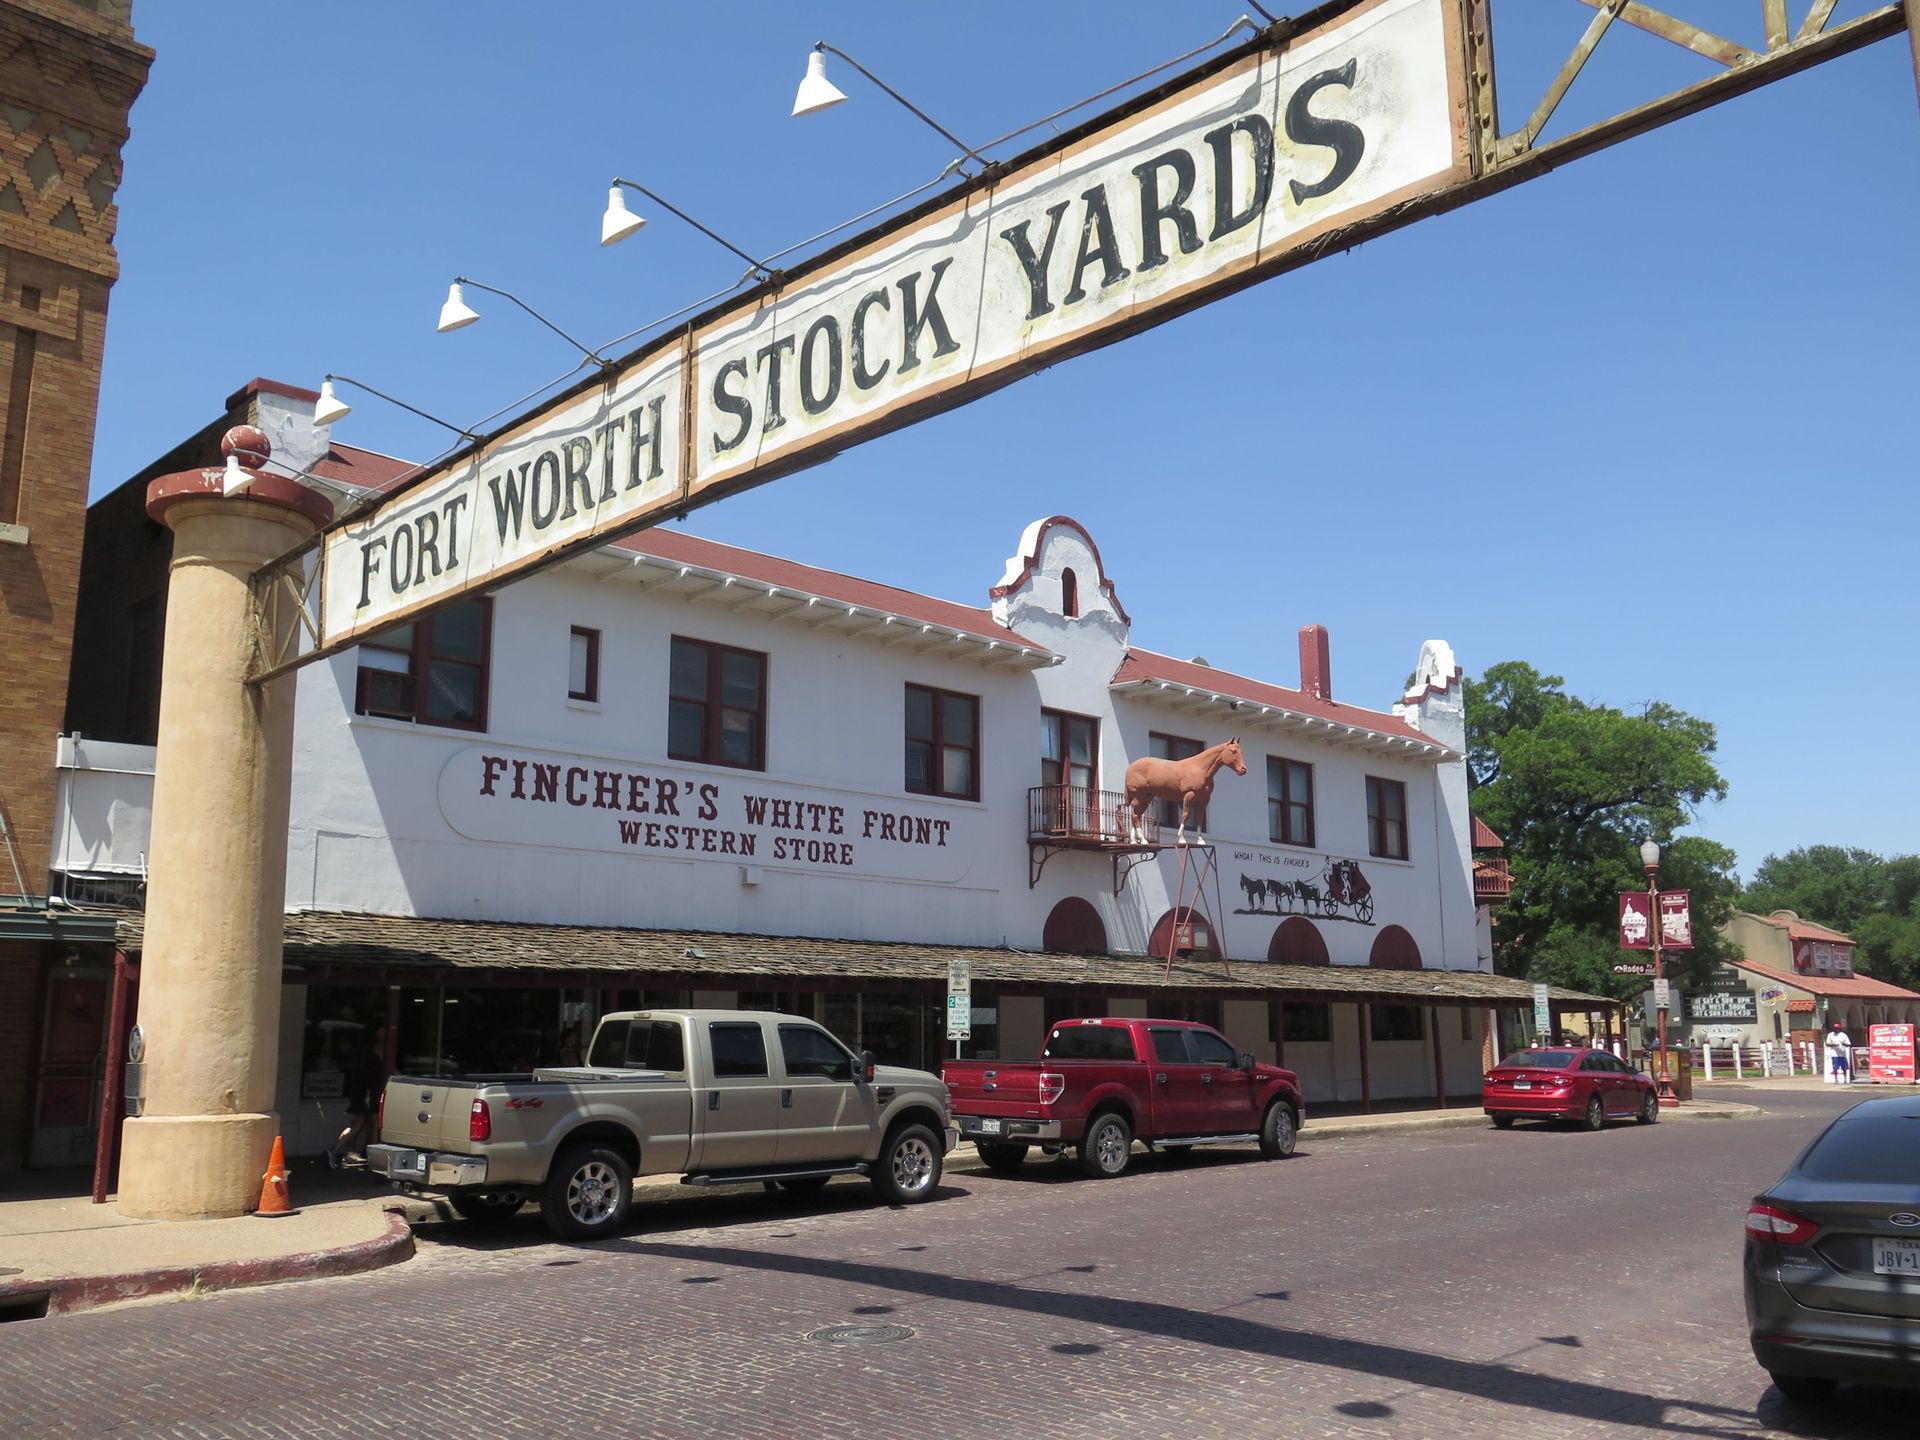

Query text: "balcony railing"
[1027, 785, 1159, 848]
[1473, 855, 1512, 904]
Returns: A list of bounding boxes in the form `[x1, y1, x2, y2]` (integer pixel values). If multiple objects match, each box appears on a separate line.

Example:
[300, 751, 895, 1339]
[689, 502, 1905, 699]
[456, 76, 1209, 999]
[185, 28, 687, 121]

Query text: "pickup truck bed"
[944, 1016, 1304, 1179]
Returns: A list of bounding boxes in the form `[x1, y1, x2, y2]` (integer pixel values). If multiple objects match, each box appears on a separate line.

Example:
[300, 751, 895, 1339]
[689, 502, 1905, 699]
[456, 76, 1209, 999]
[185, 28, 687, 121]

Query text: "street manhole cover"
[807, 1323, 914, 1345]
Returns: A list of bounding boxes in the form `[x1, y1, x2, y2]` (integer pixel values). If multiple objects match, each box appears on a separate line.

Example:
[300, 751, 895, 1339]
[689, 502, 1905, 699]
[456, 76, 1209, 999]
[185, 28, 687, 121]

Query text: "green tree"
[1469, 662, 1737, 993]
[1742, 847, 1920, 990]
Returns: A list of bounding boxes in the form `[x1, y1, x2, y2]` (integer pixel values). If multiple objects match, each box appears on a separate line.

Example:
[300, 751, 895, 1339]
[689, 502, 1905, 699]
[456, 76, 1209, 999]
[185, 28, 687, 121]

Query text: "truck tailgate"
[943, 1062, 1051, 1110]
[377, 1074, 474, 1151]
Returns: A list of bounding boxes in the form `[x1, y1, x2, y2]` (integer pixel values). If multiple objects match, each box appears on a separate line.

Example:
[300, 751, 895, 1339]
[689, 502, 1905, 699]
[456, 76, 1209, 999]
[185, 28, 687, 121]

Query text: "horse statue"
[1124, 737, 1246, 846]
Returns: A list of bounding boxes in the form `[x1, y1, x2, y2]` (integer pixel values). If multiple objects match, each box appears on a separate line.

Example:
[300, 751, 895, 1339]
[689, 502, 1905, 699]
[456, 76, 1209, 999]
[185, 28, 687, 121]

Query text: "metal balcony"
[1027, 785, 1161, 893]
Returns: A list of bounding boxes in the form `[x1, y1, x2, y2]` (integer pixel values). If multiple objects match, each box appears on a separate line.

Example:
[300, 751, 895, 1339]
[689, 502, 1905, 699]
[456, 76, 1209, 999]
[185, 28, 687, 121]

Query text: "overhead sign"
[947, 958, 972, 1041]
[292, 0, 1469, 658]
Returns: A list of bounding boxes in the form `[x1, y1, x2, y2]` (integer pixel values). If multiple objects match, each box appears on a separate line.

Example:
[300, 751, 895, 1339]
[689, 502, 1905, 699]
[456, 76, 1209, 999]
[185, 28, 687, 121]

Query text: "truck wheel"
[1077, 1111, 1133, 1178]
[871, 1122, 942, 1205]
[449, 1189, 527, 1225]
[1258, 1101, 1297, 1159]
[540, 1143, 633, 1241]
[975, 1141, 1029, 1173]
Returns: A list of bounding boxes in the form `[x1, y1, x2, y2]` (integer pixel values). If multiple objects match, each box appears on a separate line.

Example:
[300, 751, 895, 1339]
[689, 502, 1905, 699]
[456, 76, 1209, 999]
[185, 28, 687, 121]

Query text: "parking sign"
[947, 958, 971, 1041]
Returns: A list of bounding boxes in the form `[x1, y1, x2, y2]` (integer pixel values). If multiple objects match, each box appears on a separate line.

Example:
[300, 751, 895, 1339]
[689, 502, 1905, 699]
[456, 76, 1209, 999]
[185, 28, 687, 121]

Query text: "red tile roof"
[1785, 999, 1817, 1014]
[611, 528, 1052, 656]
[1728, 958, 1919, 1001]
[1767, 914, 1854, 945]
[1472, 816, 1504, 850]
[310, 442, 419, 494]
[1110, 649, 1448, 751]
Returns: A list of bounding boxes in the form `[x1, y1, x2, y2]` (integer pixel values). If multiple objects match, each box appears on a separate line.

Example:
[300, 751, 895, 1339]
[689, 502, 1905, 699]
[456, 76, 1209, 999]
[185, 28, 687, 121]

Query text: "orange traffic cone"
[255, 1135, 295, 1217]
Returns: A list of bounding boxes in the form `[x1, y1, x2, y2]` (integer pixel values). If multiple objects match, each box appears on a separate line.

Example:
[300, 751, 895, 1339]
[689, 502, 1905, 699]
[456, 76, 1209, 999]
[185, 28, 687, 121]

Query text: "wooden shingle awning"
[114, 911, 1615, 1009]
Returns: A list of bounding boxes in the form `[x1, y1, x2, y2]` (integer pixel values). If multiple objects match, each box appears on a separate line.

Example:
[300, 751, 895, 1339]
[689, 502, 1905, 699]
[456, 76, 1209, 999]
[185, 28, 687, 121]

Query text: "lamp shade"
[313, 379, 351, 426]
[437, 281, 480, 333]
[601, 185, 646, 246]
[1639, 838, 1662, 870]
[792, 50, 848, 117]
[220, 452, 251, 498]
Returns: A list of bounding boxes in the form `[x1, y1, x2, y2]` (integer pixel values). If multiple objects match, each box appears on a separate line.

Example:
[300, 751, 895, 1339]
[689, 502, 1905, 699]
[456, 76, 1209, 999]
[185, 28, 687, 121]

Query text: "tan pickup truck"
[368, 1009, 956, 1240]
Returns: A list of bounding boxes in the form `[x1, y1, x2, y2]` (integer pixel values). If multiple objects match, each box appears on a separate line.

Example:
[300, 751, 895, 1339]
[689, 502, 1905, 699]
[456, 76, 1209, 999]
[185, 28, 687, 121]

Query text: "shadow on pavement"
[606, 1238, 1868, 1439]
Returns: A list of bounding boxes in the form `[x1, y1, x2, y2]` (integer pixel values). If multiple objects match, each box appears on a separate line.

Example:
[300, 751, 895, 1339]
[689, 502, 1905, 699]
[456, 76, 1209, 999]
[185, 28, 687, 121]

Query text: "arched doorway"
[1149, 907, 1218, 960]
[1043, 896, 1107, 955]
[1268, 917, 1330, 966]
[1368, 925, 1421, 970]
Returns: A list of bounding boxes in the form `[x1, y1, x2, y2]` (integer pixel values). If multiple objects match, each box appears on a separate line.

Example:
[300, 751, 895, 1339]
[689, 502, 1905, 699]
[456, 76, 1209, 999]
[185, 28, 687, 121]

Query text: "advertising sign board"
[1865, 1023, 1916, 1084]
[1619, 892, 1652, 950]
[1658, 890, 1693, 949]
[1684, 990, 1756, 1023]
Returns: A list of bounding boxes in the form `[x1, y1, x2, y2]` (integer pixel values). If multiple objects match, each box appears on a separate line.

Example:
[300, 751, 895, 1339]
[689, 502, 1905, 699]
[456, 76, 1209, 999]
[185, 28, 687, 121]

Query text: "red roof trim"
[1111, 649, 1449, 751]
[987, 515, 1131, 625]
[1402, 665, 1463, 705]
[1726, 957, 1919, 1000]
[612, 529, 1052, 655]
[1471, 816, 1504, 849]
[226, 376, 320, 408]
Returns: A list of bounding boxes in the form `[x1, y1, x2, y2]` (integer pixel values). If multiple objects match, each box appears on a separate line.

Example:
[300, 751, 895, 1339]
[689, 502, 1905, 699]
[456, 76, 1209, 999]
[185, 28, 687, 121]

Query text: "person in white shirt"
[1824, 1024, 1852, 1084]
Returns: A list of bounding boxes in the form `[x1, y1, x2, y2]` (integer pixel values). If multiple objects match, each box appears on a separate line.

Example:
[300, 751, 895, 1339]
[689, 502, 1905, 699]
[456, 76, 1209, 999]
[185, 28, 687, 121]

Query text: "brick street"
[3, 1085, 1913, 1439]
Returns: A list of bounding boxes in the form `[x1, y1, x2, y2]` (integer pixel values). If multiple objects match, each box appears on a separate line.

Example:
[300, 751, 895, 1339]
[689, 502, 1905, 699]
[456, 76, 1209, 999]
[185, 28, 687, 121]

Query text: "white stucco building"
[50, 381, 1593, 1161]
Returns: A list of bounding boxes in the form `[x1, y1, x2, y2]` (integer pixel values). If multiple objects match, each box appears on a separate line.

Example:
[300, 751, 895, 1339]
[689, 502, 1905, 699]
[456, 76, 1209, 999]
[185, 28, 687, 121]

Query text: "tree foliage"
[1468, 662, 1738, 999]
[1743, 847, 1920, 991]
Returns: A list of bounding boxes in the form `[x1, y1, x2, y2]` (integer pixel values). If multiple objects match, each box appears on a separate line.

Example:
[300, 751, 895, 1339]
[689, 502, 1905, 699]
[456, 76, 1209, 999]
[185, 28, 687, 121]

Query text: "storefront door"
[31, 972, 111, 1168]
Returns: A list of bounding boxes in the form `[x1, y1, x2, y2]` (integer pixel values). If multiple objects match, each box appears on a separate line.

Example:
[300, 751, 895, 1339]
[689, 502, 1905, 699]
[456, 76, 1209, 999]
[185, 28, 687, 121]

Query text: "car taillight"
[1540, 1074, 1571, 1089]
[470, 1098, 491, 1142]
[1746, 1203, 1818, 1246]
[1038, 1072, 1066, 1105]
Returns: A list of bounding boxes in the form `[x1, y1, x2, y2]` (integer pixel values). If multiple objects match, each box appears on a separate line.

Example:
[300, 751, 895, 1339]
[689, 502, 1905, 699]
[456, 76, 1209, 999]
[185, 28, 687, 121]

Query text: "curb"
[0, 1204, 416, 1319]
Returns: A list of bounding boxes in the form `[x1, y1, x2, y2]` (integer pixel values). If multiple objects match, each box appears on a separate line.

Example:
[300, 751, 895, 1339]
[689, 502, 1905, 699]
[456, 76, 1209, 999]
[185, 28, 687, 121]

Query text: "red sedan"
[1483, 1048, 1659, 1130]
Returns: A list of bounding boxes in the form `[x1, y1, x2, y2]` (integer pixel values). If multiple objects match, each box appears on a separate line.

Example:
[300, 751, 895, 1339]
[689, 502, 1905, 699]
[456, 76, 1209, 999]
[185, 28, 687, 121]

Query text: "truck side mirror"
[861, 1050, 876, 1083]
[1236, 1051, 1256, 1071]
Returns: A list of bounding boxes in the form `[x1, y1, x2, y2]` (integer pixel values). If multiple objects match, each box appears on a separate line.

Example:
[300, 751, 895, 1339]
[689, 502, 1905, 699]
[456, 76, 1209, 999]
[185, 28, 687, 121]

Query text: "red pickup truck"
[943, 1017, 1305, 1178]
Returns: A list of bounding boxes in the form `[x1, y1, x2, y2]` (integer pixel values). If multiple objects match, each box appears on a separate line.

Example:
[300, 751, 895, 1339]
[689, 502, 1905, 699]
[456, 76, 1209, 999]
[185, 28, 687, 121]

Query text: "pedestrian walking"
[326, 1025, 389, 1167]
[1824, 1023, 1852, 1085]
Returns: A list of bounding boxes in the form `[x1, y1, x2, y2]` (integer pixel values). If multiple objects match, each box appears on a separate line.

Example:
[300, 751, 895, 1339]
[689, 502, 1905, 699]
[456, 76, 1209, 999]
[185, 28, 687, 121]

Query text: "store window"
[1149, 733, 1205, 829]
[1280, 1002, 1331, 1043]
[1267, 757, 1314, 846]
[669, 636, 766, 769]
[1370, 1004, 1425, 1042]
[355, 598, 491, 730]
[1367, 775, 1408, 859]
[905, 684, 979, 800]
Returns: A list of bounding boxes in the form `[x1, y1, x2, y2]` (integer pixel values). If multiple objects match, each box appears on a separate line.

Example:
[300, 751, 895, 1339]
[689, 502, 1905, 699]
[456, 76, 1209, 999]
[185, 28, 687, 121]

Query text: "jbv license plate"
[1871, 1238, 1920, 1277]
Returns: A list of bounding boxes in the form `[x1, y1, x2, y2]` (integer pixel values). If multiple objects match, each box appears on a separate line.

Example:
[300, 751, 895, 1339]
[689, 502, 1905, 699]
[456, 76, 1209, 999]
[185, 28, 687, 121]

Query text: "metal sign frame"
[250, 0, 1915, 681]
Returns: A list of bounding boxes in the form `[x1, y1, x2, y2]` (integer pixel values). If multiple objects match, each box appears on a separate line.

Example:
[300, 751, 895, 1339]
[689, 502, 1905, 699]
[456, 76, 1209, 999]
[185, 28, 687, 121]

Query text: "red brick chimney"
[1299, 624, 1331, 701]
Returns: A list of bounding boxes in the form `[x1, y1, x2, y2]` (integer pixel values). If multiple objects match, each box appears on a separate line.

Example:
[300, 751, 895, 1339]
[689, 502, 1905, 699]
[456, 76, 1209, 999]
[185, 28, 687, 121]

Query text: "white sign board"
[290, 0, 1467, 658]
[1653, 978, 1672, 1011]
[947, 957, 972, 1041]
[1532, 982, 1550, 1037]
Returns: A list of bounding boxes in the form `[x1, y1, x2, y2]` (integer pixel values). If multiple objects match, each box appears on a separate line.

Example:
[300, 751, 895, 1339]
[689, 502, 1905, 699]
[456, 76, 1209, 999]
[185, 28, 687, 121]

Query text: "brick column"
[116, 428, 330, 1219]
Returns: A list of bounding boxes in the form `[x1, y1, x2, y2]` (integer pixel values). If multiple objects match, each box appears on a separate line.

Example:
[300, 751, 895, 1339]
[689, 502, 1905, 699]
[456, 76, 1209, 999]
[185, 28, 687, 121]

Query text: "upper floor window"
[1149, 733, 1205, 830]
[1367, 775, 1408, 860]
[905, 684, 979, 800]
[1267, 756, 1314, 847]
[669, 636, 766, 770]
[1060, 567, 1079, 617]
[355, 598, 491, 731]
[1041, 709, 1097, 791]
[568, 626, 600, 702]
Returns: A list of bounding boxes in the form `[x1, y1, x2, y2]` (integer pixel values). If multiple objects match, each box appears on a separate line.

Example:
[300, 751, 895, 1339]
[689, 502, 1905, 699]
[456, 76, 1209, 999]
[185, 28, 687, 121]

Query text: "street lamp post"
[1640, 838, 1680, 1107]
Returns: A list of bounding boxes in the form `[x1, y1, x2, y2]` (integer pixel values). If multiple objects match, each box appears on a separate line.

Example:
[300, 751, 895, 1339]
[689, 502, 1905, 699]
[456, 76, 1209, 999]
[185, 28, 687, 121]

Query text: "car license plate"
[976, 1118, 1002, 1135]
[1511, 1081, 1531, 1090]
[1872, 1238, 1920, 1277]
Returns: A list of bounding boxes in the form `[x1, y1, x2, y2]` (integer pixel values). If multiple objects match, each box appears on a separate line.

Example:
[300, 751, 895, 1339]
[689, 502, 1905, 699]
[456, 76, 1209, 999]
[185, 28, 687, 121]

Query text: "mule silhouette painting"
[1124, 737, 1246, 846]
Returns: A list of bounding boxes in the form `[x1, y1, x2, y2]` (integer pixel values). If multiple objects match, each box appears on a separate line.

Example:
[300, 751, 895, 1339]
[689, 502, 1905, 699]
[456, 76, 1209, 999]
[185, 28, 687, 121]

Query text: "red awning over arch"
[1268, 917, 1330, 966]
[1368, 924, 1422, 970]
[1043, 896, 1108, 955]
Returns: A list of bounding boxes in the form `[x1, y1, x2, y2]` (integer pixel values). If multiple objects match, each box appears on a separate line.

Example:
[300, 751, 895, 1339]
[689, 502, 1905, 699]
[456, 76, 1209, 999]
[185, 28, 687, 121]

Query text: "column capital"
[145, 425, 333, 531]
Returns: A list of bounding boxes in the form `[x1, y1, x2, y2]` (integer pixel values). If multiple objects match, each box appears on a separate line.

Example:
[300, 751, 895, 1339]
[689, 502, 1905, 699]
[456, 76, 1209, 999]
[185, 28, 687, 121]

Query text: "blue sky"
[93, 3, 1917, 880]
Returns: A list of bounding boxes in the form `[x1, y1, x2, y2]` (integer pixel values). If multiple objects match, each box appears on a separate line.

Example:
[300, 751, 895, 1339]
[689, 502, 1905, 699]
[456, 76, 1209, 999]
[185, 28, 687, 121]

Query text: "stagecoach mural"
[1233, 853, 1378, 926]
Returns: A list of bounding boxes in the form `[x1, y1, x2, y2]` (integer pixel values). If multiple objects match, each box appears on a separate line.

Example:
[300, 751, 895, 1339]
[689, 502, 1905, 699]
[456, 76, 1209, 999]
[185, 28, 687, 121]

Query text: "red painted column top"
[145, 425, 334, 531]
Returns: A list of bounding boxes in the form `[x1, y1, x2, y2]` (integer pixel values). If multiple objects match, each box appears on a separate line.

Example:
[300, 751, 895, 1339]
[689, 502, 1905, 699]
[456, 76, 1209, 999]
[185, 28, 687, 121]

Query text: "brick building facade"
[0, 0, 147, 1168]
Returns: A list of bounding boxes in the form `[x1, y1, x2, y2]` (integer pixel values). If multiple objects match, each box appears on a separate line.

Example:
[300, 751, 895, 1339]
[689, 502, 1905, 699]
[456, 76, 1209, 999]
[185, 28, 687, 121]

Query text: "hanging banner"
[1658, 889, 1693, 949]
[1618, 892, 1652, 950]
[297, 0, 1469, 657]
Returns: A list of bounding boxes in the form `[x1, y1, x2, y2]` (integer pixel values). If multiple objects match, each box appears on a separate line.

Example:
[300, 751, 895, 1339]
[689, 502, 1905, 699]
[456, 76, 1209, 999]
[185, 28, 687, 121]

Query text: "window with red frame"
[1267, 756, 1314, 847]
[905, 684, 979, 800]
[1367, 775, 1408, 859]
[355, 598, 491, 731]
[669, 636, 766, 769]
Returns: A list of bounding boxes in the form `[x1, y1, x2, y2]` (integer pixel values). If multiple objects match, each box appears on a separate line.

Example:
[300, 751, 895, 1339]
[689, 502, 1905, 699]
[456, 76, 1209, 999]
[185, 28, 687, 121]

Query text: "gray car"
[1744, 1095, 1920, 1401]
